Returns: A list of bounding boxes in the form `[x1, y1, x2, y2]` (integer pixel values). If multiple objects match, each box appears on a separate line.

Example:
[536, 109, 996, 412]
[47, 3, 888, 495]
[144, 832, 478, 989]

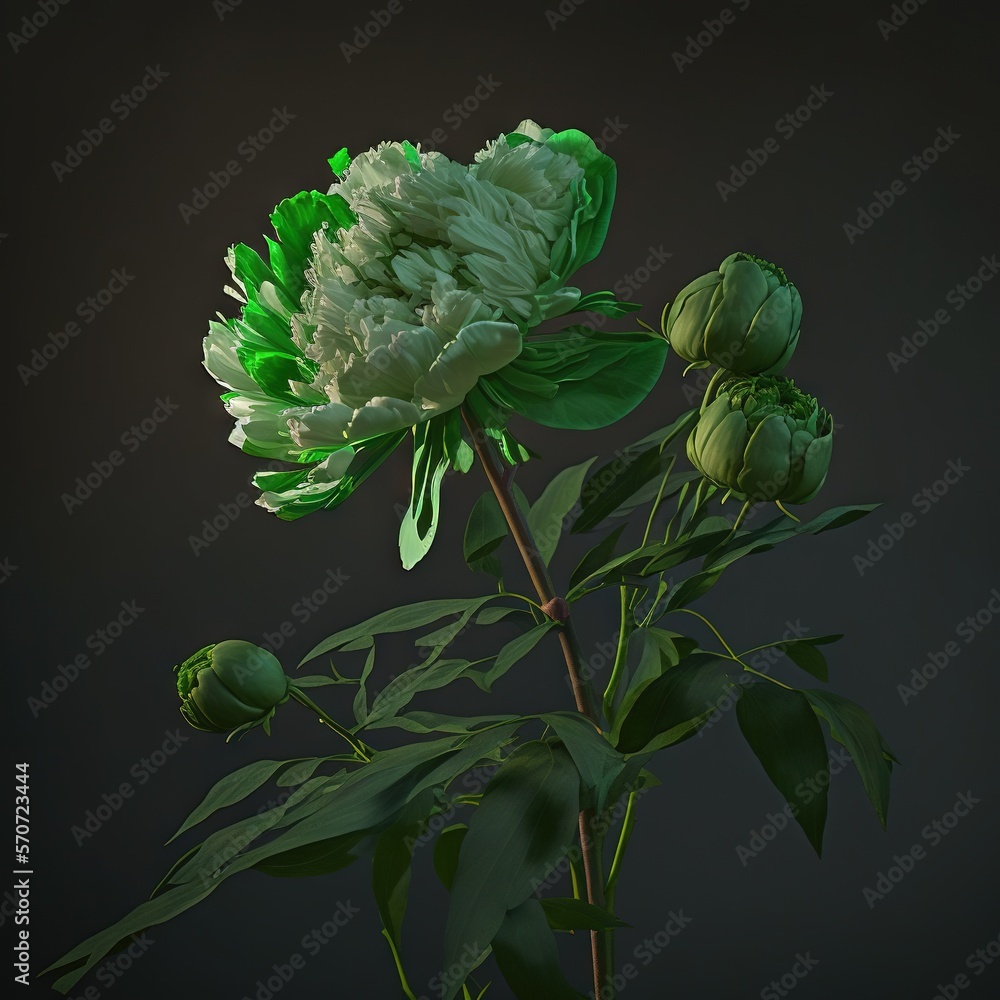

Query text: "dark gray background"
[5, 0, 999, 997]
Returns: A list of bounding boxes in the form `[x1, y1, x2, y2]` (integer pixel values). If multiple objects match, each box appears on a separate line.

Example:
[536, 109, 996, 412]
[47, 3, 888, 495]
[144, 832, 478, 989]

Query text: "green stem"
[602, 587, 632, 724]
[461, 405, 610, 1000]
[287, 686, 372, 761]
[666, 609, 795, 689]
[381, 930, 419, 1000]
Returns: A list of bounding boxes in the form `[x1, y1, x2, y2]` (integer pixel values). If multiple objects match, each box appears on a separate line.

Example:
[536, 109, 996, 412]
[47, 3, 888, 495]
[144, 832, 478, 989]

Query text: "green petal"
[738, 415, 792, 500]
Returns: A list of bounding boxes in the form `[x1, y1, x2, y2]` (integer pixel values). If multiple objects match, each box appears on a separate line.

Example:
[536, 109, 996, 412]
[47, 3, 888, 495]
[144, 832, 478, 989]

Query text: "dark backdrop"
[5, 0, 999, 997]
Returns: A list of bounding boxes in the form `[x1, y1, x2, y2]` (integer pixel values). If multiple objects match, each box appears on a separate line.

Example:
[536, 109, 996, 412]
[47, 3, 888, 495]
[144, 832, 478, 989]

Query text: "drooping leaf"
[804, 690, 897, 829]
[433, 823, 469, 892]
[614, 653, 736, 753]
[492, 898, 587, 1000]
[736, 683, 830, 856]
[400, 418, 452, 570]
[542, 712, 627, 813]
[373, 789, 437, 948]
[441, 742, 581, 1000]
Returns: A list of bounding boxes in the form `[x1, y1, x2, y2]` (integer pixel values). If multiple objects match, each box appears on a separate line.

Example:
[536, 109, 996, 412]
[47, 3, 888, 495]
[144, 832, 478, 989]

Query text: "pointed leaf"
[442, 742, 581, 1000]
[465, 491, 508, 565]
[527, 458, 596, 565]
[434, 824, 469, 892]
[736, 683, 830, 856]
[804, 690, 896, 828]
[614, 653, 736, 754]
[492, 898, 587, 1000]
[539, 897, 630, 931]
[300, 597, 496, 662]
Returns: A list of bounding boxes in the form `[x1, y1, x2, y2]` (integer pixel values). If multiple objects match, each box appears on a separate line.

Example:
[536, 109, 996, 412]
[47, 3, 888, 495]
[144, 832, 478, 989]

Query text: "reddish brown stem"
[461, 406, 609, 998]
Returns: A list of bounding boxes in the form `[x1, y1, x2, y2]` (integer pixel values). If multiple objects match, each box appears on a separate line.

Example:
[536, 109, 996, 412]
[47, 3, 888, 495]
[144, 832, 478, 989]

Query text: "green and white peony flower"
[204, 120, 663, 565]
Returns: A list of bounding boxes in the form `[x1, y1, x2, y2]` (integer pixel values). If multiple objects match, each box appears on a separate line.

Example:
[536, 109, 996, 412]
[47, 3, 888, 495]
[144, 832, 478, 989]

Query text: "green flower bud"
[174, 640, 290, 734]
[665, 252, 802, 374]
[686, 373, 833, 504]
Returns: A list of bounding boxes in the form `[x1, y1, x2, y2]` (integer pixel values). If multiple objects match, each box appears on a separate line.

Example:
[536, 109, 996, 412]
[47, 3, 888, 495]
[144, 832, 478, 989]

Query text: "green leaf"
[573, 446, 666, 535]
[484, 329, 668, 431]
[46, 732, 525, 994]
[736, 683, 830, 856]
[526, 458, 596, 565]
[300, 596, 497, 662]
[373, 789, 437, 949]
[804, 690, 896, 829]
[253, 831, 365, 878]
[366, 659, 478, 726]
[703, 504, 879, 571]
[539, 897, 630, 931]
[542, 712, 627, 813]
[661, 565, 725, 612]
[615, 653, 736, 754]
[492, 898, 587, 1000]
[442, 742, 582, 1000]
[608, 629, 669, 739]
[568, 523, 628, 594]
[292, 675, 341, 688]
[367, 712, 521, 735]
[471, 622, 556, 693]
[353, 646, 377, 726]
[575, 289, 643, 317]
[743, 635, 842, 684]
[167, 759, 306, 843]
[400, 418, 452, 570]
[327, 147, 351, 176]
[433, 823, 468, 892]
[465, 491, 508, 565]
